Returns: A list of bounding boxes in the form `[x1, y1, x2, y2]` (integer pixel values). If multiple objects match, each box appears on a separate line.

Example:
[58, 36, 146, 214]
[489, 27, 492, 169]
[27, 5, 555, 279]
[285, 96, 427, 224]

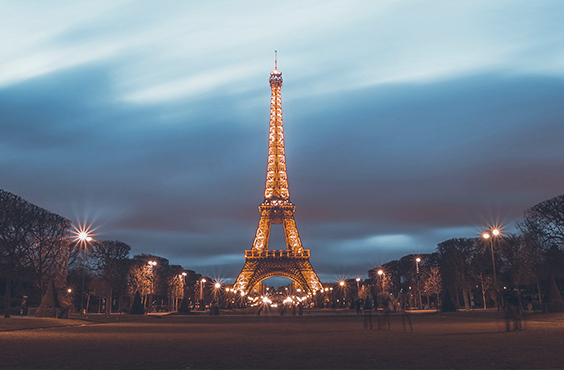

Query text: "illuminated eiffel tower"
[234, 53, 323, 294]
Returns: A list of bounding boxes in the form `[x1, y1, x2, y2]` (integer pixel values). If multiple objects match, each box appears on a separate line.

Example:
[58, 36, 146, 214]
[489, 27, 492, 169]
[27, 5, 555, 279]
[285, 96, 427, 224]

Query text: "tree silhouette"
[0, 189, 70, 318]
[90, 240, 130, 314]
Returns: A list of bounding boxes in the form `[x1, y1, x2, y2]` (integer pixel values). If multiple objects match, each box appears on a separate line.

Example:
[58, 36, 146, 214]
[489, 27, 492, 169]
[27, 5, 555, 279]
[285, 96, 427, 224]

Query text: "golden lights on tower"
[233, 53, 322, 294]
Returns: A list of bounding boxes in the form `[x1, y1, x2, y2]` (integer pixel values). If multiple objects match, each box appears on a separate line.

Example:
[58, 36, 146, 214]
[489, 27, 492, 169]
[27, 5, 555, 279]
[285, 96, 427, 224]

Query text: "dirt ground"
[1, 310, 564, 369]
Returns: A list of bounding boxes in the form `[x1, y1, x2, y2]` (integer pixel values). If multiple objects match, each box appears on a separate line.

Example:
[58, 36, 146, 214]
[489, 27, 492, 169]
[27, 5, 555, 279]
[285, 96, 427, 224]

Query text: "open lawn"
[1, 310, 564, 369]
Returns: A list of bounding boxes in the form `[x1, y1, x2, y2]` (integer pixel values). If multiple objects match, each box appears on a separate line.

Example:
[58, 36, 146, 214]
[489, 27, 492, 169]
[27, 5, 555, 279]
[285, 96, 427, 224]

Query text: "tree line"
[0, 190, 72, 317]
[68, 248, 203, 315]
[0, 189, 208, 317]
[4, 188, 564, 316]
[366, 193, 564, 313]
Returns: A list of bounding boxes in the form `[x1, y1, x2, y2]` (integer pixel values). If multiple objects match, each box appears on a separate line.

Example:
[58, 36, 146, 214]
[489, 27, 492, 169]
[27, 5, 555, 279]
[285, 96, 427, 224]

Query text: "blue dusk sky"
[2, 0, 564, 283]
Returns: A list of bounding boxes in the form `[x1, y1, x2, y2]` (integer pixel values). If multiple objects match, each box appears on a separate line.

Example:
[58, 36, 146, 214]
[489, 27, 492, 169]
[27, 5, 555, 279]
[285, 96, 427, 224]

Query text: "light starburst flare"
[70, 220, 99, 246]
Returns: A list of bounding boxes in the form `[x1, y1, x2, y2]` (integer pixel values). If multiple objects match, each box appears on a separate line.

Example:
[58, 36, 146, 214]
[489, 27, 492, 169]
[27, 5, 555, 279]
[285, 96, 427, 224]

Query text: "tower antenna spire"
[274, 50, 277, 69]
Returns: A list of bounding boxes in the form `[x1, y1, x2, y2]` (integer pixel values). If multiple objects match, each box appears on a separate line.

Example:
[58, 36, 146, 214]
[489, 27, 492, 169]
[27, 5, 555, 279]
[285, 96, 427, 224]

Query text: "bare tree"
[478, 273, 494, 309]
[499, 233, 541, 309]
[90, 240, 130, 314]
[167, 267, 185, 311]
[519, 194, 564, 303]
[26, 208, 72, 292]
[0, 191, 33, 317]
[128, 263, 153, 307]
[423, 266, 442, 308]
[0, 190, 70, 318]
[521, 194, 564, 247]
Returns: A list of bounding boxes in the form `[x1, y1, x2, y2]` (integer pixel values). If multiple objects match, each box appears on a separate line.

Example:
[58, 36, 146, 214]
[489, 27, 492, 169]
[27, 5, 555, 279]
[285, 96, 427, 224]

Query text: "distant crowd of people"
[256, 301, 304, 316]
[204, 288, 524, 334]
[355, 293, 412, 332]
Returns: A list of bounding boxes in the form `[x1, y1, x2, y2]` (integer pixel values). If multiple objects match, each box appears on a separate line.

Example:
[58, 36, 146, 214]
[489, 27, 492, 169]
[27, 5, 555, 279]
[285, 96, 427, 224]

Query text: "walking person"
[378, 294, 391, 331]
[400, 309, 413, 333]
[355, 299, 362, 315]
[503, 289, 522, 331]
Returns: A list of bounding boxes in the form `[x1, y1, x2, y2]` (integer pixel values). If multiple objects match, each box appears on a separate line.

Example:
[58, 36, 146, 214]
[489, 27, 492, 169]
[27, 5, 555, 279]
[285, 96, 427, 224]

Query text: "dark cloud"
[288, 73, 564, 214]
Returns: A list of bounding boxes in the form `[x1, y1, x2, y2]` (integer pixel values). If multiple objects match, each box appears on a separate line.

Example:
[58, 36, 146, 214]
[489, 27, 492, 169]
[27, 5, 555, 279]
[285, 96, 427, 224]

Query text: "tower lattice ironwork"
[234, 53, 322, 294]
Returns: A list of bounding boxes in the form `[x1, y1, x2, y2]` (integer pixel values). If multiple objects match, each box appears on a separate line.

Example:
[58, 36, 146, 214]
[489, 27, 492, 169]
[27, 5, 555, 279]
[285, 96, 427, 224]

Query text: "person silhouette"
[503, 289, 522, 331]
[378, 294, 391, 331]
[355, 299, 362, 315]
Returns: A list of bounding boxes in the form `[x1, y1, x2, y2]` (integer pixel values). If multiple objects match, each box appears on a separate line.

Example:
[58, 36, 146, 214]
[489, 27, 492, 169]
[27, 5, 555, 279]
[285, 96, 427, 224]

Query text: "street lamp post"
[415, 257, 422, 310]
[483, 228, 500, 310]
[239, 290, 246, 308]
[200, 278, 206, 310]
[214, 282, 221, 304]
[339, 280, 346, 307]
[377, 270, 385, 292]
[77, 232, 92, 314]
[147, 261, 157, 313]
[377, 269, 384, 311]
[180, 272, 187, 311]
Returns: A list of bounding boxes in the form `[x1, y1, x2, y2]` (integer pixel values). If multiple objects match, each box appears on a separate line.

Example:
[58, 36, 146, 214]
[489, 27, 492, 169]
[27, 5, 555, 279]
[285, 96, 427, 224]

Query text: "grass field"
[1, 310, 564, 369]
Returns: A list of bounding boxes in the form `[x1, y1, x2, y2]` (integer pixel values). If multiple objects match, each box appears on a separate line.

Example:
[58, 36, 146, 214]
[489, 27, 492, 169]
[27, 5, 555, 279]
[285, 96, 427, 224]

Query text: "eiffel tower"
[234, 53, 323, 294]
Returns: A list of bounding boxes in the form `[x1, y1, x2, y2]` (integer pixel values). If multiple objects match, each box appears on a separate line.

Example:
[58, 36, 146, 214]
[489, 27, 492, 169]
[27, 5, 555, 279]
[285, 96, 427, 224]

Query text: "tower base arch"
[234, 249, 322, 294]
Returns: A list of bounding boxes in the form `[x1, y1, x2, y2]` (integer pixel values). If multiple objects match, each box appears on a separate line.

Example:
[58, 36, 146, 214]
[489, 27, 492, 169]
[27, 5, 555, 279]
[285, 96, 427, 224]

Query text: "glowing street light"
[199, 278, 207, 309]
[339, 280, 346, 305]
[213, 281, 221, 304]
[78, 232, 92, 242]
[483, 227, 502, 309]
[377, 269, 385, 294]
[73, 229, 93, 315]
[356, 277, 361, 291]
[415, 257, 422, 309]
[174, 272, 188, 311]
[147, 261, 157, 312]
[71, 218, 100, 314]
[482, 229, 501, 285]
